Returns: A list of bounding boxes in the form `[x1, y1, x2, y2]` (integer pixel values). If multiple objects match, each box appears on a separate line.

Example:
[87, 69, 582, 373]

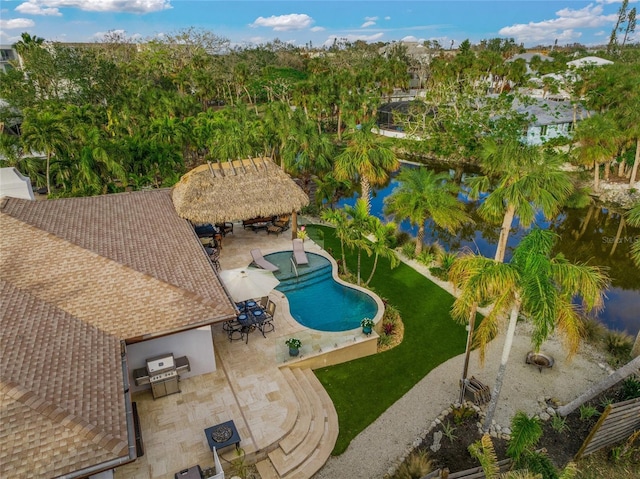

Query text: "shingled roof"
[0, 190, 237, 478]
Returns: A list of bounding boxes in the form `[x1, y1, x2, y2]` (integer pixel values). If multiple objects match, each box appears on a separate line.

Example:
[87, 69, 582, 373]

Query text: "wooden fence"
[575, 397, 640, 459]
[421, 458, 512, 479]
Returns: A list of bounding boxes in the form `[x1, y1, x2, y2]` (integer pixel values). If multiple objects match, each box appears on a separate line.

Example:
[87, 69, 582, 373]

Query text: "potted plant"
[361, 318, 374, 335]
[285, 338, 302, 356]
[297, 226, 308, 241]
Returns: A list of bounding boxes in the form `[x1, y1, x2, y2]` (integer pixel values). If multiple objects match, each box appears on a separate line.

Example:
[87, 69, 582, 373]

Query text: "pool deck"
[114, 220, 380, 479]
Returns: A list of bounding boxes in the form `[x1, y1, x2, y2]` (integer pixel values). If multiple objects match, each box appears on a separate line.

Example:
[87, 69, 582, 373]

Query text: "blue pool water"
[264, 251, 378, 332]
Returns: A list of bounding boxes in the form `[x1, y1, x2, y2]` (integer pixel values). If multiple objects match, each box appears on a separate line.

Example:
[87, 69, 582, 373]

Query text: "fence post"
[574, 404, 612, 460]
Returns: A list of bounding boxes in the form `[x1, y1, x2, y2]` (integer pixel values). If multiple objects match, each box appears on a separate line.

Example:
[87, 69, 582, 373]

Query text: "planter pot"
[289, 347, 300, 357]
[362, 326, 372, 335]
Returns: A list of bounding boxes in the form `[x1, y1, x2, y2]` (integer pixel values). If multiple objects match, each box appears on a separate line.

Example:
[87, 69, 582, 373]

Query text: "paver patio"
[114, 220, 376, 479]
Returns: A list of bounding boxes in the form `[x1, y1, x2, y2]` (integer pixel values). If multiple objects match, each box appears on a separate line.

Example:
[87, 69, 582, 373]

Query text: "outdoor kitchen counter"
[176, 356, 190, 374]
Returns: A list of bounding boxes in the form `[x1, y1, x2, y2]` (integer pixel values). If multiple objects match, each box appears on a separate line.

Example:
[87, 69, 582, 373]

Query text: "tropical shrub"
[451, 404, 476, 425]
[580, 317, 606, 343]
[603, 330, 633, 362]
[395, 231, 412, 247]
[579, 405, 600, 421]
[621, 376, 640, 400]
[391, 450, 433, 479]
[383, 321, 396, 336]
[401, 241, 417, 259]
[550, 414, 569, 433]
[416, 251, 436, 267]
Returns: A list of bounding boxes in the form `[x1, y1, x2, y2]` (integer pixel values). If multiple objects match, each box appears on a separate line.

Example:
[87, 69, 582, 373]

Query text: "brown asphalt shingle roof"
[0, 190, 237, 478]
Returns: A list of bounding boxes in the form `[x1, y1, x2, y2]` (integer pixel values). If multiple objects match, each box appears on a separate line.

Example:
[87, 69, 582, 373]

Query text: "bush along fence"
[574, 396, 640, 459]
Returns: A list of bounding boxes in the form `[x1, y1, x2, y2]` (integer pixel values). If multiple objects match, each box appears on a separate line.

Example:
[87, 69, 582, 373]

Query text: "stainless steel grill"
[146, 354, 180, 398]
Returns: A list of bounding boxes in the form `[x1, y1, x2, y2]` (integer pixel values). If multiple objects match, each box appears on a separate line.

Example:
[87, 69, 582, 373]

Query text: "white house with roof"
[567, 56, 614, 68]
[515, 98, 590, 145]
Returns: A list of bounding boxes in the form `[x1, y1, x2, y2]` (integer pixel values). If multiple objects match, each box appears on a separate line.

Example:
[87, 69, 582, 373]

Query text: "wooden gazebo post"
[291, 210, 298, 241]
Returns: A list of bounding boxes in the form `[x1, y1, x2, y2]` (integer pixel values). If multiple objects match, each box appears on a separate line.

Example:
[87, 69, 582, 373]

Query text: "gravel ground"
[312, 257, 612, 479]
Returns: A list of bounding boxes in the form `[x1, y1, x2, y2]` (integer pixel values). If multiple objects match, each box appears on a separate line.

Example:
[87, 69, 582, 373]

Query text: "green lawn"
[308, 225, 469, 455]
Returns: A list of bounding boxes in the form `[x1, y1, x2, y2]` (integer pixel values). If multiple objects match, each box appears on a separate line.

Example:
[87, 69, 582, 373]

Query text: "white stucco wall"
[525, 122, 572, 145]
[127, 326, 216, 393]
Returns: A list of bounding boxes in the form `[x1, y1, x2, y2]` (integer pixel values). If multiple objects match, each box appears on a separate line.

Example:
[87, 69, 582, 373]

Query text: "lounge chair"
[292, 238, 309, 266]
[250, 249, 279, 272]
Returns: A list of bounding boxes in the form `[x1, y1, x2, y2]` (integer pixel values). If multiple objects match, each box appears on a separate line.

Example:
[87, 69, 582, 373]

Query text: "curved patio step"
[279, 367, 313, 454]
[256, 367, 338, 479]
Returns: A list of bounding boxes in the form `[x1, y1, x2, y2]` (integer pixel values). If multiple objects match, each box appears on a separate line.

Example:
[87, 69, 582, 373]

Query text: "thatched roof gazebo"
[171, 156, 309, 224]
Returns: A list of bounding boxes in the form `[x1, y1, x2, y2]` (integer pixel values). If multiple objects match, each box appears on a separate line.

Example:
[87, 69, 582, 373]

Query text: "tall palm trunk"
[495, 204, 516, 262]
[630, 139, 639, 185]
[416, 223, 426, 255]
[340, 238, 348, 275]
[365, 253, 379, 286]
[483, 297, 521, 432]
[594, 159, 600, 192]
[610, 216, 625, 256]
[361, 177, 372, 213]
[632, 332, 640, 358]
[459, 304, 478, 404]
[577, 204, 595, 239]
[46, 151, 52, 195]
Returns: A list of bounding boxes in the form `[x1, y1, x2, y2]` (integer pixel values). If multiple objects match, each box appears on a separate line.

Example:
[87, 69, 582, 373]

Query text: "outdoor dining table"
[236, 304, 269, 340]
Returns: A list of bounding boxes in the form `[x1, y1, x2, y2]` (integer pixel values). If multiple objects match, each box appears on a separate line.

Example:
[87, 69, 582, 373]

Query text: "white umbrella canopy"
[219, 267, 280, 303]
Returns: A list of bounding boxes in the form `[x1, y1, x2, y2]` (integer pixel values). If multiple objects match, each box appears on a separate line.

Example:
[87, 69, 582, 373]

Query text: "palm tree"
[385, 167, 471, 255]
[468, 138, 574, 262]
[572, 114, 620, 193]
[281, 110, 334, 196]
[342, 199, 374, 285]
[333, 120, 399, 213]
[449, 228, 608, 431]
[321, 208, 351, 275]
[314, 172, 352, 210]
[20, 109, 68, 195]
[363, 217, 399, 286]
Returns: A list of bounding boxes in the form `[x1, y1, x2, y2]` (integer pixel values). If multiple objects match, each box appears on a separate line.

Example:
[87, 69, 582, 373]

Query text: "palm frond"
[469, 433, 500, 479]
[507, 412, 542, 462]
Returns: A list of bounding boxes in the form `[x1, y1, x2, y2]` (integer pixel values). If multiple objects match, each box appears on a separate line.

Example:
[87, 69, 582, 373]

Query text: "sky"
[0, 0, 637, 49]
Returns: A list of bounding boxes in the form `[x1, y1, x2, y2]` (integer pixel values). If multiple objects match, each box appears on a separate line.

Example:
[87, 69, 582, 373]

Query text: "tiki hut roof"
[171, 157, 309, 224]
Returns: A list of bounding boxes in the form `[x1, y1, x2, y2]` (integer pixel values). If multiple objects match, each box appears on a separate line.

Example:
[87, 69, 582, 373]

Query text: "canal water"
[337, 163, 640, 336]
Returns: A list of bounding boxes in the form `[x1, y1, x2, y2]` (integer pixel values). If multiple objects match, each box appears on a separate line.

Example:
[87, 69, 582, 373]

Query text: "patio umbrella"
[219, 267, 280, 303]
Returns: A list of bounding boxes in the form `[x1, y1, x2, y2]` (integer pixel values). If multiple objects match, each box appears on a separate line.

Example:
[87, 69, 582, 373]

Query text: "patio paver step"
[261, 367, 338, 479]
[279, 367, 313, 454]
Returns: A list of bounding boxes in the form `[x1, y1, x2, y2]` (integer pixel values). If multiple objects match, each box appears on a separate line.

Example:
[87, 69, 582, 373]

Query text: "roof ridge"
[0, 378, 129, 456]
[1, 213, 224, 317]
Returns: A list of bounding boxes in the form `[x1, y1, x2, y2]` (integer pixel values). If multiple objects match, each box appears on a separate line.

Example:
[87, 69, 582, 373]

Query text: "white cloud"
[0, 18, 35, 29]
[384, 16, 391, 21]
[92, 28, 126, 39]
[14, 0, 171, 15]
[498, 4, 617, 44]
[323, 32, 385, 47]
[310, 26, 325, 32]
[15, 1, 61, 15]
[361, 16, 378, 28]
[251, 13, 313, 31]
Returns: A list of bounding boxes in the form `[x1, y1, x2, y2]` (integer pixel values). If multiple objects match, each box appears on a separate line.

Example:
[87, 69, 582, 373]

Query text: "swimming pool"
[264, 251, 379, 332]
